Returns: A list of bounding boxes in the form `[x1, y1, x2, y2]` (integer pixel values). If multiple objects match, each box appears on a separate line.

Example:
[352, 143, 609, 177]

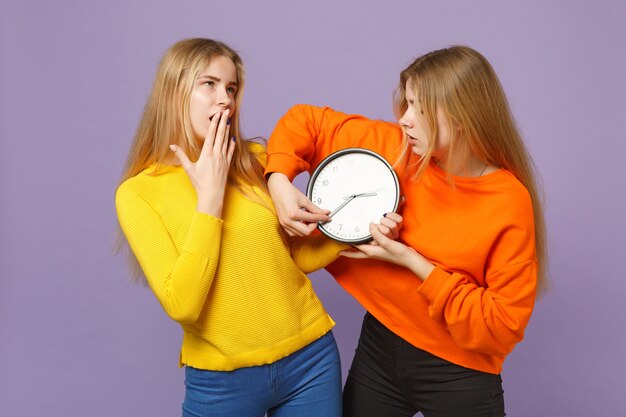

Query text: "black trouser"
[343, 313, 505, 417]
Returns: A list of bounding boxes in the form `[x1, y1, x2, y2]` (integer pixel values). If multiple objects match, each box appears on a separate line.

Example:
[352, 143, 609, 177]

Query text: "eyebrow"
[198, 75, 238, 86]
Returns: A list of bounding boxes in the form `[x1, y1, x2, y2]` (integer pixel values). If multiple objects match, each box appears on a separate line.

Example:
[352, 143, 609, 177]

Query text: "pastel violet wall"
[1, 1, 624, 415]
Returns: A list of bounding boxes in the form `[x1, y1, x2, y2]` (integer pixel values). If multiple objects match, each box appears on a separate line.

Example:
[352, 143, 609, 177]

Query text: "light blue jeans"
[182, 331, 342, 417]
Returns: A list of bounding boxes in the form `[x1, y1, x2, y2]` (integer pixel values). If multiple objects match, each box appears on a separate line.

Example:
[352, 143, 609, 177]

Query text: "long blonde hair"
[394, 46, 549, 293]
[117, 38, 269, 281]
[120, 38, 267, 193]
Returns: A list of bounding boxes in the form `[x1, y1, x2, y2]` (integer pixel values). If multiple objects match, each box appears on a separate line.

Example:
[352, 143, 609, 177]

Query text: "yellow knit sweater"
[116, 143, 345, 371]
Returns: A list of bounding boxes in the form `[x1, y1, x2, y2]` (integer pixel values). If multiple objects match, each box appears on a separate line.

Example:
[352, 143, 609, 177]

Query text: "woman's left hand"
[340, 223, 413, 265]
[340, 222, 435, 279]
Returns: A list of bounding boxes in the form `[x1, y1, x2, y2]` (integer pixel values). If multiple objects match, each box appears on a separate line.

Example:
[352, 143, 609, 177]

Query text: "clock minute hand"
[341, 191, 379, 199]
[326, 194, 357, 219]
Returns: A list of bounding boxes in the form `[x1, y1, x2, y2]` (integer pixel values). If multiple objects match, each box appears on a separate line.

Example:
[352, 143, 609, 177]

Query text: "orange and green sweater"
[266, 105, 537, 374]
[116, 142, 345, 371]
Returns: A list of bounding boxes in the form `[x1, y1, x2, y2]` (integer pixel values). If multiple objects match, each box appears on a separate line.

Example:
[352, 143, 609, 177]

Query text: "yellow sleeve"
[115, 181, 222, 323]
[288, 234, 348, 274]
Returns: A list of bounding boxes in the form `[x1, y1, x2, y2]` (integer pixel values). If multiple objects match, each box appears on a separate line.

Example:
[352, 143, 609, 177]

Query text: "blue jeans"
[182, 331, 342, 417]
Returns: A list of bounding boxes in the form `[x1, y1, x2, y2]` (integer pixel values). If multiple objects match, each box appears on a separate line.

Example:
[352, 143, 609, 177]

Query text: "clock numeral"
[322, 179, 329, 186]
[332, 166, 339, 172]
[355, 226, 360, 233]
[316, 198, 322, 204]
[338, 224, 343, 230]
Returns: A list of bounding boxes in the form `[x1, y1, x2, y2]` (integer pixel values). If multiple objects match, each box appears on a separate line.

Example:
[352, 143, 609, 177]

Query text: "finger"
[298, 196, 326, 214]
[346, 243, 380, 257]
[301, 222, 319, 235]
[226, 134, 236, 164]
[214, 109, 230, 154]
[382, 212, 403, 224]
[339, 249, 369, 259]
[201, 111, 222, 157]
[378, 218, 399, 239]
[297, 198, 332, 222]
[283, 220, 318, 236]
[369, 223, 392, 246]
[278, 220, 299, 236]
[222, 117, 232, 155]
[360, 243, 382, 255]
[381, 213, 402, 238]
[378, 217, 396, 230]
[289, 209, 331, 224]
[376, 224, 391, 236]
[169, 145, 193, 171]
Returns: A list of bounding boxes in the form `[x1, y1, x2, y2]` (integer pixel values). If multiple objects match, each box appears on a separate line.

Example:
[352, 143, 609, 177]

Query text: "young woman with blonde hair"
[266, 45, 547, 417]
[116, 38, 360, 417]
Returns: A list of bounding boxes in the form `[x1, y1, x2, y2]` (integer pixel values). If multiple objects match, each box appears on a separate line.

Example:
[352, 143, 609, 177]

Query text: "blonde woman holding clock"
[266, 46, 547, 417]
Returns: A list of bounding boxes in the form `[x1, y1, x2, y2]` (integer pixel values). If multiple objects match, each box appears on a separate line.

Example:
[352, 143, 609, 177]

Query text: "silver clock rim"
[306, 147, 401, 244]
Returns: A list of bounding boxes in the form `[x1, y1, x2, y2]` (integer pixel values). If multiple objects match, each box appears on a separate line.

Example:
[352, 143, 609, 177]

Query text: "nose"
[217, 87, 232, 109]
[399, 108, 412, 128]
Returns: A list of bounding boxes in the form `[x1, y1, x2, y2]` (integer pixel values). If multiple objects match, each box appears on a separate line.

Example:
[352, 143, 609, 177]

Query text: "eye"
[227, 86, 237, 95]
[203, 80, 215, 87]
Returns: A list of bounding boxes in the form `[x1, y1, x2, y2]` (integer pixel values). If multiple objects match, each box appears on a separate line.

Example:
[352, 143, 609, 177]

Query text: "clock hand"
[322, 191, 378, 223]
[342, 193, 378, 200]
[343, 188, 382, 199]
[325, 194, 357, 220]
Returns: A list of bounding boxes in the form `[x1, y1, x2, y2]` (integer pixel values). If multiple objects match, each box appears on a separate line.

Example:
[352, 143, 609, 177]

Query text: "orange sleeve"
[418, 261, 537, 356]
[265, 104, 403, 179]
[417, 201, 538, 356]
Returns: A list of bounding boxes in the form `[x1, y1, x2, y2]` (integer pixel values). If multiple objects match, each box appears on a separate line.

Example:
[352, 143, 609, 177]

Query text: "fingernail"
[169, 145, 176, 151]
[383, 213, 387, 217]
[227, 118, 231, 125]
[231, 136, 236, 142]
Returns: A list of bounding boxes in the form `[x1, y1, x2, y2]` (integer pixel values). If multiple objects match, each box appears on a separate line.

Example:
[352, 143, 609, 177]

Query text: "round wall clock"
[306, 148, 400, 244]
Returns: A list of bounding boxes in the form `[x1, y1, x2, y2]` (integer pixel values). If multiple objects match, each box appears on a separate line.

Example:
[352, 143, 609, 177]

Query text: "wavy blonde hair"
[117, 38, 269, 281]
[394, 46, 549, 293]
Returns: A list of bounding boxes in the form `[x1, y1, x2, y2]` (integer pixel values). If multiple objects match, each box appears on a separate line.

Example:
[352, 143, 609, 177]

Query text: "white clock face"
[307, 148, 400, 244]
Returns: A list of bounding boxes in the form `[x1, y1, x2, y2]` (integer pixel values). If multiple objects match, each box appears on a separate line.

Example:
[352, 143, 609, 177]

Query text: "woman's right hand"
[267, 173, 331, 236]
[170, 110, 236, 217]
